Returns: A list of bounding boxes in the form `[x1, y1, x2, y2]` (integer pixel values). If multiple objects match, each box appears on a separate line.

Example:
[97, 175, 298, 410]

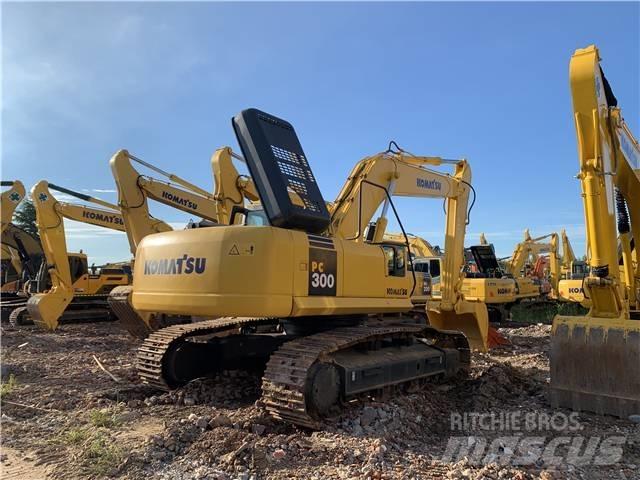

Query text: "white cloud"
[81, 188, 117, 194]
[2, 5, 215, 158]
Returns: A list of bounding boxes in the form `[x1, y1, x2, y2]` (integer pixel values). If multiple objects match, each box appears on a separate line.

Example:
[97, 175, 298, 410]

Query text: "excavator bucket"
[26, 289, 73, 330]
[427, 300, 489, 351]
[107, 285, 154, 339]
[550, 315, 640, 417]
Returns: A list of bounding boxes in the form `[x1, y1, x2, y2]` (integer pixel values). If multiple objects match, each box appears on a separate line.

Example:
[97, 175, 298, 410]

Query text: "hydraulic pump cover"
[232, 108, 330, 233]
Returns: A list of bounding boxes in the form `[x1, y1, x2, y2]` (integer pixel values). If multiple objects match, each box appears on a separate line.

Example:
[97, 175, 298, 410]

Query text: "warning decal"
[228, 244, 255, 256]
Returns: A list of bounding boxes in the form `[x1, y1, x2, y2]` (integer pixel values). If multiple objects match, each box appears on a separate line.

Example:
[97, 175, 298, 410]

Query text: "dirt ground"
[1, 320, 638, 480]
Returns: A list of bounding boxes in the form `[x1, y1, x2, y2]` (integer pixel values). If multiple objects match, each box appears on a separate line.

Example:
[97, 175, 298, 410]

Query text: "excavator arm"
[1, 180, 26, 234]
[109, 150, 218, 254]
[550, 44, 640, 418]
[1, 181, 28, 289]
[212, 147, 260, 224]
[382, 232, 440, 258]
[504, 229, 556, 276]
[109, 147, 269, 337]
[110, 148, 273, 252]
[27, 181, 129, 329]
[328, 149, 488, 349]
[560, 229, 577, 274]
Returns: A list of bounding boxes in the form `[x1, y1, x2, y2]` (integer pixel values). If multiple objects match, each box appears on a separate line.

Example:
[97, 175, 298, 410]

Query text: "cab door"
[380, 244, 412, 298]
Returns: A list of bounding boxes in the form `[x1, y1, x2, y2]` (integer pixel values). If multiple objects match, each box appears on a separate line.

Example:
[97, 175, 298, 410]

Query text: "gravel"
[1, 321, 638, 479]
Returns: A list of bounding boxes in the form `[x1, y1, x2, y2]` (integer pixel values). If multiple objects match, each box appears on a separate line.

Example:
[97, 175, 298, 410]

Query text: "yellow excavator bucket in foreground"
[26, 289, 72, 330]
[550, 315, 640, 417]
[427, 299, 489, 352]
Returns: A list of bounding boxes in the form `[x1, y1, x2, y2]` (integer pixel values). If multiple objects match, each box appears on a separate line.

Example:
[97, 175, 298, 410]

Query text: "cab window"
[412, 261, 427, 273]
[429, 259, 441, 278]
[245, 210, 269, 226]
[382, 245, 406, 277]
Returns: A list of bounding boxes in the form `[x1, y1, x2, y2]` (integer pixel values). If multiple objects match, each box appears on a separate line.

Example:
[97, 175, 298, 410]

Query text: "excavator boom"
[1, 181, 28, 292]
[108, 146, 266, 337]
[1, 180, 26, 234]
[25, 181, 129, 329]
[550, 45, 640, 417]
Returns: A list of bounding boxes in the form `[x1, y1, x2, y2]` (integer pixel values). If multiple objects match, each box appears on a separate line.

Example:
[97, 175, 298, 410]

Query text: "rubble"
[0, 322, 637, 479]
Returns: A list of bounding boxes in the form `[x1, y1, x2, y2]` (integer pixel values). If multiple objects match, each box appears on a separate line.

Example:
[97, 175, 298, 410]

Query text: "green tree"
[12, 198, 40, 240]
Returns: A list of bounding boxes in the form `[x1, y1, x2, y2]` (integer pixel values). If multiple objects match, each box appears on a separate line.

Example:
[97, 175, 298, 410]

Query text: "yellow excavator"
[382, 232, 439, 307]
[1, 180, 27, 291]
[1, 180, 50, 320]
[550, 45, 640, 417]
[384, 233, 514, 348]
[18, 182, 130, 328]
[128, 109, 487, 427]
[1, 180, 26, 234]
[556, 229, 589, 304]
[1, 245, 23, 291]
[107, 147, 264, 337]
[503, 229, 560, 300]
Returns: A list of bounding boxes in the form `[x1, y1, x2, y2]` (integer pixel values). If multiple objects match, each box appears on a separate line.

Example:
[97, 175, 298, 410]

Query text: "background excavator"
[555, 229, 589, 304]
[503, 229, 560, 300]
[108, 147, 264, 337]
[550, 45, 640, 417]
[384, 233, 513, 348]
[1, 180, 26, 235]
[128, 108, 487, 428]
[18, 182, 130, 328]
[1, 180, 27, 291]
[1, 180, 49, 320]
[382, 232, 439, 305]
[1, 245, 23, 291]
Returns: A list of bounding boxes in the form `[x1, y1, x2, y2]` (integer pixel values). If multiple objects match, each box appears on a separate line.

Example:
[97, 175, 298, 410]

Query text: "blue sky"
[2, 2, 639, 263]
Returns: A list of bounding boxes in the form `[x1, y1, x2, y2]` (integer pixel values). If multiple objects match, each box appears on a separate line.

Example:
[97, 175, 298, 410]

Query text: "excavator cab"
[68, 253, 88, 285]
[570, 261, 588, 279]
[467, 245, 504, 278]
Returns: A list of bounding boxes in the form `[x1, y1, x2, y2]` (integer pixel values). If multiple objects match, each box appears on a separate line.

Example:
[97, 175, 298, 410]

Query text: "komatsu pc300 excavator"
[19, 182, 130, 328]
[128, 108, 487, 427]
[550, 45, 640, 417]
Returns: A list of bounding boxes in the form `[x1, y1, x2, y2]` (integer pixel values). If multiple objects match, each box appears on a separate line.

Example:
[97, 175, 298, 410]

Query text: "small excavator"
[17, 182, 130, 327]
[550, 45, 640, 417]
[128, 108, 488, 427]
